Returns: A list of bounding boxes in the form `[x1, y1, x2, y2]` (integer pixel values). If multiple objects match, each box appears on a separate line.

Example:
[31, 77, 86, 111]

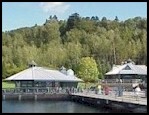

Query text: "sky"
[2, 2, 147, 32]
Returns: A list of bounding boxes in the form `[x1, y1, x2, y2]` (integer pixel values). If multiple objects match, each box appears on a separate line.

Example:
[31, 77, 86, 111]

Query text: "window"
[123, 65, 131, 70]
[20, 81, 33, 87]
[122, 75, 132, 79]
[21, 81, 27, 87]
[36, 81, 46, 87]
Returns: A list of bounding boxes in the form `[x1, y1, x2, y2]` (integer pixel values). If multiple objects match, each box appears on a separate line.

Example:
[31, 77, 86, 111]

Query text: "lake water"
[2, 100, 111, 113]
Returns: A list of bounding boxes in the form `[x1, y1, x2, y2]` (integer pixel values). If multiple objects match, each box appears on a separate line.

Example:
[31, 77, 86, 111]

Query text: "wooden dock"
[70, 91, 147, 113]
[71, 91, 147, 105]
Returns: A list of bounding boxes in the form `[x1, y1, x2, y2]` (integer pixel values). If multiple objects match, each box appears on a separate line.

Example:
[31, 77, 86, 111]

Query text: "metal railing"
[2, 87, 147, 105]
[2, 87, 79, 94]
[104, 79, 142, 83]
[72, 88, 147, 105]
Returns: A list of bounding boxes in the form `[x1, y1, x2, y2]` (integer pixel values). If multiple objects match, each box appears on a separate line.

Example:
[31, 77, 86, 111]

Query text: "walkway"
[71, 91, 147, 105]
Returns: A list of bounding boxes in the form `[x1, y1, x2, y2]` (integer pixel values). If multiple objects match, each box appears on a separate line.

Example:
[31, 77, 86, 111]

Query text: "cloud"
[40, 2, 70, 14]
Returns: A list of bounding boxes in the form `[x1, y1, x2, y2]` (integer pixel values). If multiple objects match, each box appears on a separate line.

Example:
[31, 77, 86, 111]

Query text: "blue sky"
[2, 2, 147, 31]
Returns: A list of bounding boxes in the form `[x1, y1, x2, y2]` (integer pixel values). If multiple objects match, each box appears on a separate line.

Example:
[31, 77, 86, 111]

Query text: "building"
[104, 60, 147, 91]
[4, 61, 83, 92]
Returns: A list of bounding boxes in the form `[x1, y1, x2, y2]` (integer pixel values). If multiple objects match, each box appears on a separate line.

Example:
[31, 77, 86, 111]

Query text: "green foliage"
[2, 81, 15, 88]
[2, 14, 147, 80]
[66, 13, 81, 31]
[78, 82, 98, 89]
[77, 57, 99, 82]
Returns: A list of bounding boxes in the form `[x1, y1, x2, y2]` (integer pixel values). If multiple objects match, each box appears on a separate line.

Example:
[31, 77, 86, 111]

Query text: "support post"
[18, 95, 21, 101]
[3, 95, 6, 100]
[34, 95, 37, 100]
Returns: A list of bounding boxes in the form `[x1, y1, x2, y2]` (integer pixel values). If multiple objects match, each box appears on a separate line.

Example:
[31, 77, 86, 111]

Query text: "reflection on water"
[2, 100, 111, 113]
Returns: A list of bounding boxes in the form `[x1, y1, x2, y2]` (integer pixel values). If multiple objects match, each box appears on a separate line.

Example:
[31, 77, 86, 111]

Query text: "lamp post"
[117, 73, 123, 97]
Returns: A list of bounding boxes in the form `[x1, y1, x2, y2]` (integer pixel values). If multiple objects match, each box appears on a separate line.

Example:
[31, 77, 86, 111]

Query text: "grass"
[2, 81, 15, 88]
[78, 82, 98, 89]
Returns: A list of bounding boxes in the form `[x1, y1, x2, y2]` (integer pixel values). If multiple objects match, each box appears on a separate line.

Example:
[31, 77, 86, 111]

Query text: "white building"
[105, 61, 147, 84]
[5, 62, 83, 88]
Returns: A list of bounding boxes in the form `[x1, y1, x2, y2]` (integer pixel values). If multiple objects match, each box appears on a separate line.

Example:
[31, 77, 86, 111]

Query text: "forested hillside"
[2, 13, 147, 79]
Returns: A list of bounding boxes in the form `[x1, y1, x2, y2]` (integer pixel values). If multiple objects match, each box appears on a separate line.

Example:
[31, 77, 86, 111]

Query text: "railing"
[2, 87, 147, 105]
[2, 86, 146, 98]
[71, 89, 147, 105]
[2, 87, 80, 94]
[104, 79, 142, 83]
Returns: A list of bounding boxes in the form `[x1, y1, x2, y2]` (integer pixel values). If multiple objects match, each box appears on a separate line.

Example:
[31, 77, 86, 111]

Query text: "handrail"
[71, 89, 147, 105]
[2, 87, 78, 94]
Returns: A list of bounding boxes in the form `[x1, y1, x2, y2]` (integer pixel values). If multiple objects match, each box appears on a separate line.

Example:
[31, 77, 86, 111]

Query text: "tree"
[101, 17, 107, 21]
[100, 17, 108, 29]
[77, 19, 97, 33]
[49, 15, 52, 20]
[91, 16, 96, 21]
[95, 16, 99, 21]
[53, 15, 58, 20]
[76, 57, 99, 87]
[42, 21, 61, 44]
[2, 61, 7, 79]
[66, 13, 81, 31]
[115, 16, 119, 21]
[2, 15, 147, 79]
[64, 42, 82, 71]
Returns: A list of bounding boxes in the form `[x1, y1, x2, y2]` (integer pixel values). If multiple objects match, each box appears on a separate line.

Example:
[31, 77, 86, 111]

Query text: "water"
[2, 100, 111, 113]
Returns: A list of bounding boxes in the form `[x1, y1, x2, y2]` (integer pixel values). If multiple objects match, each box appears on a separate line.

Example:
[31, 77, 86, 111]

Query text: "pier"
[70, 90, 147, 113]
[2, 87, 147, 113]
[2, 87, 70, 101]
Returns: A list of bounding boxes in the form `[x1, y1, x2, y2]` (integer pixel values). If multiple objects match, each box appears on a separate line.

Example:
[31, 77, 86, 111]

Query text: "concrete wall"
[2, 94, 70, 101]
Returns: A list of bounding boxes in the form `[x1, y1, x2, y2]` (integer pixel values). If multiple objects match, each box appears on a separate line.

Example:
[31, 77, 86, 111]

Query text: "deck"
[71, 91, 147, 105]
[70, 90, 147, 113]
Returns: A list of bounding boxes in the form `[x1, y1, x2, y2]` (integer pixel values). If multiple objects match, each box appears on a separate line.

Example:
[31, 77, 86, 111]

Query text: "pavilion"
[105, 60, 147, 83]
[4, 61, 83, 90]
[104, 59, 147, 96]
[104, 59, 147, 91]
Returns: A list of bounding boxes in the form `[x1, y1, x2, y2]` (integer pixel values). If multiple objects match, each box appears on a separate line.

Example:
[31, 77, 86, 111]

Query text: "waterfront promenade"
[2, 87, 147, 106]
[2, 87, 147, 112]
[70, 90, 147, 113]
[71, 90, 147, 105]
